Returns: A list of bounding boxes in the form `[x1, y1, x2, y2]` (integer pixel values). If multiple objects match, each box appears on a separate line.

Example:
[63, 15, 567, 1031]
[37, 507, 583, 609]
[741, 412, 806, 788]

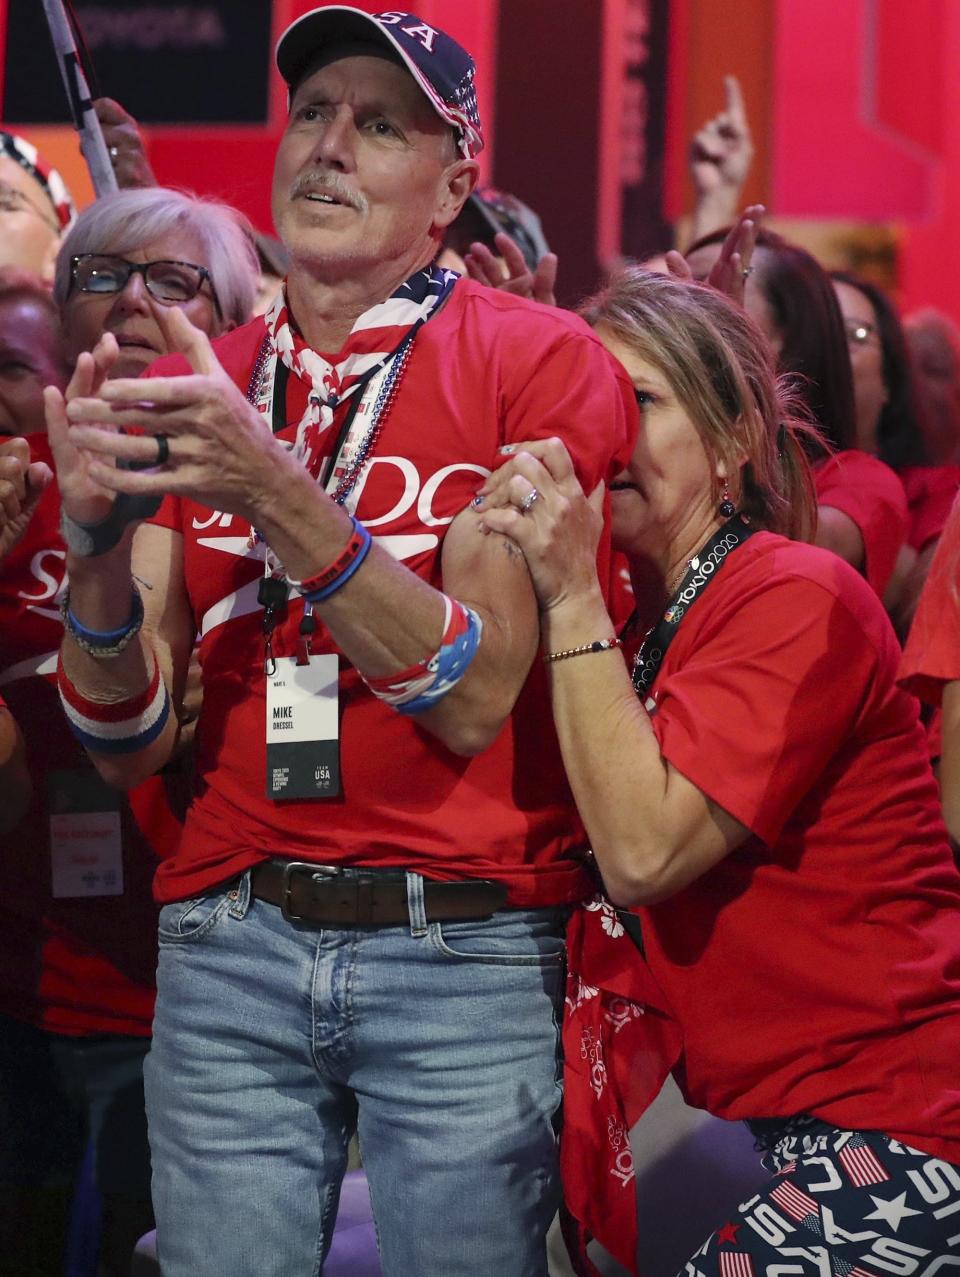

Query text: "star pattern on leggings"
[716, 1222, 741, 1245]
[862, 1192, 922, 1232]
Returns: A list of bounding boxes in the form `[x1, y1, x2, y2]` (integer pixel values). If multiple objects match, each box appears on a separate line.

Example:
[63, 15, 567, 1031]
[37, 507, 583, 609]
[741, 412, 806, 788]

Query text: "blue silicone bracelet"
[63, 587, 143, 646]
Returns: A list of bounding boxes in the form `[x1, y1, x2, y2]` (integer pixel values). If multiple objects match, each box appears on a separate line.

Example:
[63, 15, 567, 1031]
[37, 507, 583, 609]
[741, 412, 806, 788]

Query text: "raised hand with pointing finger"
[689, 75, 755, 242]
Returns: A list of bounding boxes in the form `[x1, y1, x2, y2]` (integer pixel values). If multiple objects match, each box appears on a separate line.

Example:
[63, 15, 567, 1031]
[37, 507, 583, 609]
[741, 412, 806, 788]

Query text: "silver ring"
[154, 433, 169, 466]
[520, 487, 540, 513]
[741, 266, 754, 278]
[108, 145, 120, 161]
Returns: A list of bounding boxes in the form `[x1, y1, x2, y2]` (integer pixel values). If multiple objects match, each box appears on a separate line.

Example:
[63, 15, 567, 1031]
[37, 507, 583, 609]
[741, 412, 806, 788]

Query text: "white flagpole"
[39, 0, 118, 197]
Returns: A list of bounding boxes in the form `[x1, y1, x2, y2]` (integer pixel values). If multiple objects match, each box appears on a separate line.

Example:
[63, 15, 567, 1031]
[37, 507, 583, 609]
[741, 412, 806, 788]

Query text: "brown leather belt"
[249, 860, 508, 927]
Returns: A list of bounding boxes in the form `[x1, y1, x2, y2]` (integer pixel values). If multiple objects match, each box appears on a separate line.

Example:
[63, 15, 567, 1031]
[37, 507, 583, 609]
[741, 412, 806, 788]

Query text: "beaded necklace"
[246, 267, 456, 583]
[245, 329, 413, 508]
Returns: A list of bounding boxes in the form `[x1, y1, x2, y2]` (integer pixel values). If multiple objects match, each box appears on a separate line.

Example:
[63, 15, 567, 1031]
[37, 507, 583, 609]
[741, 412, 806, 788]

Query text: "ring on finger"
[520, 487, 540, 514]
[741, 266, 754, 278]
[108, 145, 120, 161]
[154, 433, 169, 466]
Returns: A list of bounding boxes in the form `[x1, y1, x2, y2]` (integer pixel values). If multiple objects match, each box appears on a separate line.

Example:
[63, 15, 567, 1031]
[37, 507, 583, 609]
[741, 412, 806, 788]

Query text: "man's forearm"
[251, 465, 540, 755]
[250, 463, 450, 671]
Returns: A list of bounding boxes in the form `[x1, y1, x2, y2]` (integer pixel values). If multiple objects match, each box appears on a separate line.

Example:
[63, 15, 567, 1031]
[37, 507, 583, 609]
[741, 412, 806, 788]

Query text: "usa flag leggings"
[686, 1124, 960, 1277]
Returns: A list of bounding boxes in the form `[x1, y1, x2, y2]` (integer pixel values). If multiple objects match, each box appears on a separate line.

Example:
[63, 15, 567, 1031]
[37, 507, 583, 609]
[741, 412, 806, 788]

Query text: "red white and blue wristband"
[362, 594, 483, 716]
[58, 652, 171, 755]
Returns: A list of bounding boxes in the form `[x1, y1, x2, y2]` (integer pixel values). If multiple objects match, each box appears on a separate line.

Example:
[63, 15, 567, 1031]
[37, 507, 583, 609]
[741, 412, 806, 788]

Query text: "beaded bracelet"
[293, 519, 373, 603]
[59, 586, 145, 659]
[544, 637, 622, 664]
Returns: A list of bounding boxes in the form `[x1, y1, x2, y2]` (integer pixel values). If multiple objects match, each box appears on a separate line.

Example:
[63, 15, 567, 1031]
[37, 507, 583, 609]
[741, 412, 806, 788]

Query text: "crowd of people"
[0, 7, 959, 1277]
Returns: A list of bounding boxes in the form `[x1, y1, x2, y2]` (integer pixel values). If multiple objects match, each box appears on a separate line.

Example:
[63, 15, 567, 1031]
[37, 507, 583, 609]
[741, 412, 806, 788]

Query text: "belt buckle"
[280, 861, 341, 923]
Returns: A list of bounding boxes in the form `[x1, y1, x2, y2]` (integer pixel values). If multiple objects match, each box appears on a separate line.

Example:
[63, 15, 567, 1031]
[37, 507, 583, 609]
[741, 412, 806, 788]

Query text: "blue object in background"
[65, 1141, 100, 1277]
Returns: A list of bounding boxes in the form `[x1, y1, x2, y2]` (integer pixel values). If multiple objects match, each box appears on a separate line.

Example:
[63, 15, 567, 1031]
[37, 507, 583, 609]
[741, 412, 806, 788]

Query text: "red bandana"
[560, 897, 683, 1276]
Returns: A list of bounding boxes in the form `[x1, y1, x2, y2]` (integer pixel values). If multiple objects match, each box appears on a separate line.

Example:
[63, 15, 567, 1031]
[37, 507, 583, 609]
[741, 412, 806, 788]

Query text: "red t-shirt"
[627, 533, 960, 1161]
[149, 280, 637, 907]
[814, 449, 907, 595]
[0, 436, 185, 1037]
[899, 493, 960, 709]
[900, 464, 960, 552]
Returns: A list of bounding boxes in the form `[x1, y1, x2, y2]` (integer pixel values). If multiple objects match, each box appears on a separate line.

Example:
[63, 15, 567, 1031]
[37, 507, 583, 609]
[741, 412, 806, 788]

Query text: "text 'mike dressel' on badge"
[266, 654, 340, 799]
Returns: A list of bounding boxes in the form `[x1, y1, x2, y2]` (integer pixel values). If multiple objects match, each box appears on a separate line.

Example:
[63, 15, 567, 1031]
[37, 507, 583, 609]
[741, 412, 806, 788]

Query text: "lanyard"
[626, 515, 755, 696]
[614, 518, 755, 952]
[253, 344, 411, 672]
[248, 279, 454, 669]
[247, 270, 457, 475]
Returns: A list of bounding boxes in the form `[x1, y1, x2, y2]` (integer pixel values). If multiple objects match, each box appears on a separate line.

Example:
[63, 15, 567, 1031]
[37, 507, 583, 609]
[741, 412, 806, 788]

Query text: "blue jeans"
[144, 868, 567, 1276]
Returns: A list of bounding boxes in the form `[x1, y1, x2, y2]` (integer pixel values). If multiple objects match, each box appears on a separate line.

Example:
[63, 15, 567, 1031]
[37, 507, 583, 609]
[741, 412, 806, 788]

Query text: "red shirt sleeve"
[902, 464, 960, 551]
[498, 324, 638, 491]
[814, 450, 908, 595]
[651, 564, 883, 845]
[490, 307, 638, 612]
[899, 494, 960, 706]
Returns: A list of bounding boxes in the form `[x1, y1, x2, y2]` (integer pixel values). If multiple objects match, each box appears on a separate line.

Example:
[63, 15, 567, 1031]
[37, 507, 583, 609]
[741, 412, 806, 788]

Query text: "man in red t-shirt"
[45, 9, 635, 1276]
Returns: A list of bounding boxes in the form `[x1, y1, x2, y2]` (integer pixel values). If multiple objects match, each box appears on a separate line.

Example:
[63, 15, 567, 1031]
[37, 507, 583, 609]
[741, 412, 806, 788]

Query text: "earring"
[718, 486, 736, 518]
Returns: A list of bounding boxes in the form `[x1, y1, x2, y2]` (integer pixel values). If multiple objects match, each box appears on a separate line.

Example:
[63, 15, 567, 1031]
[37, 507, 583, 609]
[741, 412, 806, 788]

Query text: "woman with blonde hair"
[475, 268, 960, 1277]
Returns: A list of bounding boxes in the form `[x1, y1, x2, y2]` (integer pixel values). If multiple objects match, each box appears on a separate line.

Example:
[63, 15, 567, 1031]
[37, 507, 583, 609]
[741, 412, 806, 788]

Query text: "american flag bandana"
[261, 262, 459, 480]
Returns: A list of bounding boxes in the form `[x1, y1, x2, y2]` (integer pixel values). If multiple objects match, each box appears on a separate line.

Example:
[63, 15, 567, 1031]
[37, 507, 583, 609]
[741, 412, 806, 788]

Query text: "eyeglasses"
[844, 319, 877, 347]
[0, 180, 59, 233]
[70, 254, 222, 319]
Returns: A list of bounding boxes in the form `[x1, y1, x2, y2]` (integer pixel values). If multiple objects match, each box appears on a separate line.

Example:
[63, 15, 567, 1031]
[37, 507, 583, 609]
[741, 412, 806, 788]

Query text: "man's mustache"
[289, 171, 368, 213]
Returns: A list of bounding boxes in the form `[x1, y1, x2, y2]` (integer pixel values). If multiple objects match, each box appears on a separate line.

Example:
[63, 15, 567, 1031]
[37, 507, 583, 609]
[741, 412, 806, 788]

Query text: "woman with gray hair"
[0, 186, 257, 1276]
[56, 185, 258, 380]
